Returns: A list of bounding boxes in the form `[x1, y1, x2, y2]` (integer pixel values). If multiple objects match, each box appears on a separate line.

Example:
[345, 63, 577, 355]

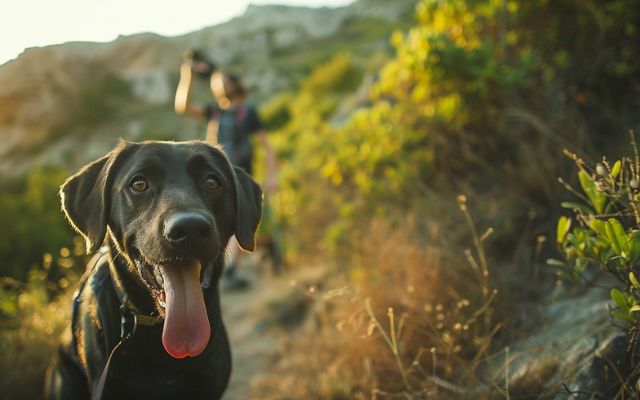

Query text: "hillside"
[3, 0, 640, 398]
[0, 0, 416, 180]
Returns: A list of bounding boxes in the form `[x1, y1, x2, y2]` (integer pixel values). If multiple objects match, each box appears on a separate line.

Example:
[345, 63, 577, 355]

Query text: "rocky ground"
[483, 275, 633, 398]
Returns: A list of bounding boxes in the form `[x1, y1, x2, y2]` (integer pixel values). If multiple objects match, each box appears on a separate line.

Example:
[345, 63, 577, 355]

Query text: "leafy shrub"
[0, 167, 77, 281]
[0, 268, 78, 400]
[553, 139, 640, 329]
[0, 215, 85, 397]
[260, 91, 293, 130]
[269, 0, 640, 266]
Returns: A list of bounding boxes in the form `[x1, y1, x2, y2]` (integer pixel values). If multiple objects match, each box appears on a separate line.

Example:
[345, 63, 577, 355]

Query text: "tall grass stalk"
[363, 298, 414, 395]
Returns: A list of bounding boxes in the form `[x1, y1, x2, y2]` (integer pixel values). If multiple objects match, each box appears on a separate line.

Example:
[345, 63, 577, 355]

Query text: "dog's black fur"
[44, 140, 262, 400]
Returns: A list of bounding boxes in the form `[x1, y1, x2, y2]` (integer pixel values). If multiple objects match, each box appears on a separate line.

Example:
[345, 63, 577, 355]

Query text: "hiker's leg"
[223, 236, 250, 290]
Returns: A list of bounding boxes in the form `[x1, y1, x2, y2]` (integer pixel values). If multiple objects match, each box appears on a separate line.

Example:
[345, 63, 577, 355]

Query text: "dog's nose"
[164, 212, 212, 245]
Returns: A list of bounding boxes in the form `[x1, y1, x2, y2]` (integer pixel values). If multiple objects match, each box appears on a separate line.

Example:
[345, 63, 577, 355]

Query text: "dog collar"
[119, 294, 164, 328]
[112, 278, 164, 332]
[117, 294, 163, 341]
[133, 312, 164, 327]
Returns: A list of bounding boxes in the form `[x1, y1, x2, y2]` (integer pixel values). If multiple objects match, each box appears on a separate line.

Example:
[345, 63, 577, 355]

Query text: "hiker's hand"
[180, 62, 193, 78]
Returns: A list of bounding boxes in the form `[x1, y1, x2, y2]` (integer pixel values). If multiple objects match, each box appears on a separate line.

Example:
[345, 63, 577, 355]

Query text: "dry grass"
[256, 206, 507, 399]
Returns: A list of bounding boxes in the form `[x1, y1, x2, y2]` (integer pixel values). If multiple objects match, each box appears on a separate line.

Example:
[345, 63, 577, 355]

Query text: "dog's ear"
[60, 142, 131, 254]
[232, 166, 263, 252]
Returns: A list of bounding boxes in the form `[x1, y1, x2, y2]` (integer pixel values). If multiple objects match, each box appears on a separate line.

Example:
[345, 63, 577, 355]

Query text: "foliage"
[0, 267, 77, 399]
[263, 52, 361, 258]
[0, 216, 84, 398]
[261, 0, 640, 396]
[260, 91, 293, 131]
[553, 142, 640, 331]
[0, 167, 78, 282]
[301, 53, 362, 96]
[371, 0, 639, 182]
[269, 0, 640, 264]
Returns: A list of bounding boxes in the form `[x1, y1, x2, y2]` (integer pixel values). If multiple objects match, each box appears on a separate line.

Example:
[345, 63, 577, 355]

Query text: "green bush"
[266, 0, 640, 264]
[553, 141, 640, 329]
[0, 167, 77, 282]
[0, 266, 78, 399]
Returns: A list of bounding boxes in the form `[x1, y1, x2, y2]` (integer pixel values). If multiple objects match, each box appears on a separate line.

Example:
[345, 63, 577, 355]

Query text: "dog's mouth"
[131, 248, 212, 359]
[130, 249, 167, 307]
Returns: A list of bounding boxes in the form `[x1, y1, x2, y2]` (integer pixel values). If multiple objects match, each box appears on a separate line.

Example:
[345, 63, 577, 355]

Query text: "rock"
[554, 333, 633, 400]
[482, 277, 638, 398]
[124, 68, 172, 104]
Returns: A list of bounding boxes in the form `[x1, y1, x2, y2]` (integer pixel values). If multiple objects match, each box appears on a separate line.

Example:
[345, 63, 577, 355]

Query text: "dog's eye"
[130, 176, 149, 192]
[205, 175, 221, 190]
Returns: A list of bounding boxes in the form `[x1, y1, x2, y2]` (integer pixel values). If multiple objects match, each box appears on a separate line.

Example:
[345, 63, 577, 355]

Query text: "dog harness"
[71, 246, 219, 399]
[89, 247, 164, 400]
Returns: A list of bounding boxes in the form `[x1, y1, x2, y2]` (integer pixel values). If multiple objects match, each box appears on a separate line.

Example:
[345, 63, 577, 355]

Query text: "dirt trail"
[220, 262, 285, 400]
[219, 256, 325, 399]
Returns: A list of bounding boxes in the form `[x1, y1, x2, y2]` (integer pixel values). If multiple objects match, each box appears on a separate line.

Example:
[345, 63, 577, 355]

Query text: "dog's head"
[60, 140, 262, 358]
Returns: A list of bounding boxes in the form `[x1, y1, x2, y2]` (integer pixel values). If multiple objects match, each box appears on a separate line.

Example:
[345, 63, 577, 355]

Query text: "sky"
[0, 0, 353, 65]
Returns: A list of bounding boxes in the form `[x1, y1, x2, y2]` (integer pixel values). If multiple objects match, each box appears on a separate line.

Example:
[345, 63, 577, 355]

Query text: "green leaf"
[612, 310, 634, 323]
[578, 170, 606, 214]
[588, 219, 606, 236]
[628, 231, 640, 263]
[546, 258, 568, 268]
[630, 272, 640, 290]
[560, 201, 593, 214]
[612, 160, 621, 178]
[556, 216, 571, 244]
[611, 288, 628, 310]
[605, 219, 629, 256]
[630, 305, 640, 313]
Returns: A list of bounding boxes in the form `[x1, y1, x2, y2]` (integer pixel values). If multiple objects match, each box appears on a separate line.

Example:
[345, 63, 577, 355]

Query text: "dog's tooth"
[158, 291, 166, 308]
[154, 265, 164, 286]
[201, 261, 214, 289]
[136, 262, 145, 277]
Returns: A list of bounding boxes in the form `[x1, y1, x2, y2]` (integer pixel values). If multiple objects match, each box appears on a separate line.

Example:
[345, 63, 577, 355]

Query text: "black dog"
[44, 140, 262, 400]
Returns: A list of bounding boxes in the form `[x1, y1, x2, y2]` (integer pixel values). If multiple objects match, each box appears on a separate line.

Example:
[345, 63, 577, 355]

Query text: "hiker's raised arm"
[175, 62, 206, 119]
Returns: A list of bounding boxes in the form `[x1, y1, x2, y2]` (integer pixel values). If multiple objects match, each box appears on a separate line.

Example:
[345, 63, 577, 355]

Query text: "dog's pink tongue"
[160, 261, 210, 358]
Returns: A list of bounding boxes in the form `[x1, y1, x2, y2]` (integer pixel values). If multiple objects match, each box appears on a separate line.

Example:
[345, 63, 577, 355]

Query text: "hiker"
[175, 50, 277, 290]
